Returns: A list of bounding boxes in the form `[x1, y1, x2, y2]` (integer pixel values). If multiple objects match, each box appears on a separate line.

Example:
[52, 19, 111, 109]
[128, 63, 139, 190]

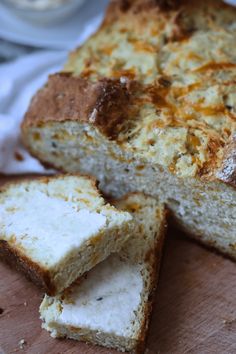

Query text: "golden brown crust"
[0, 239, 56, 295]
[135, 209, 167, 354]
[22, 0, 236, 187]
[0, 173, 98, 195]
[23, 73, 131, 139]
[105, 0, 234, 20]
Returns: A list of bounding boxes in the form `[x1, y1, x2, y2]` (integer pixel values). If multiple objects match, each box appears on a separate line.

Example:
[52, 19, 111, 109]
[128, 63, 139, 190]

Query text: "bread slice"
[40, 193, 166, 353]
[22, 0, 236, 259]
[0, 175, 134, 295]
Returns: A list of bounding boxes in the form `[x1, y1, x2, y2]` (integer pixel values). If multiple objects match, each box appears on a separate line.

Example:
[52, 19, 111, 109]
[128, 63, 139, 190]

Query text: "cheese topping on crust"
[63, 0, 236, 178]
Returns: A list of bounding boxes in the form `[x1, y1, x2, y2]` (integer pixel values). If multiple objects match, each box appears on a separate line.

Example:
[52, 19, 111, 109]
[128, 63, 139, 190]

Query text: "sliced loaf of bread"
[22, 0, 236, 259]
[40, 193, 166, 353]
[0, 175, 133, 295]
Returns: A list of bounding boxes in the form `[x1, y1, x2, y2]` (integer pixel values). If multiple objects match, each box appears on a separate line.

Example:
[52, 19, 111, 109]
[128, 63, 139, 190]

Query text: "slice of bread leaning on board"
[40, 192, 166, 353]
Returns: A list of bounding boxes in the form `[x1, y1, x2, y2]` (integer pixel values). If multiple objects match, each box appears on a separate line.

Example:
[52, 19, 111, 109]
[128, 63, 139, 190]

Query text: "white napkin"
[0, 15, 102, 175]
[0, 51, 65, 174]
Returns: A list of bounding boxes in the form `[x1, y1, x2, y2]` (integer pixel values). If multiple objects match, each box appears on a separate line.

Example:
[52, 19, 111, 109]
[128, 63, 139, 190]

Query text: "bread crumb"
[222, 318, 235, 325]
[23, 302, 27, 307]
[18, 339, 26, 350]
[89, 108, 98, 123]
[120, 76, 128, 84]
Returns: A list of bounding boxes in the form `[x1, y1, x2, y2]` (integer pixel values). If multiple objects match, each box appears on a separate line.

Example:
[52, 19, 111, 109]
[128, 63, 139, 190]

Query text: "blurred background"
[0, 0, 109, 174]
[0, 0, 109, 61]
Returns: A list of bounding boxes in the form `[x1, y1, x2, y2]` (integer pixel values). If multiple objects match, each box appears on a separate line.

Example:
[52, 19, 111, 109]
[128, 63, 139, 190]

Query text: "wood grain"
[0, 176, 236, 354]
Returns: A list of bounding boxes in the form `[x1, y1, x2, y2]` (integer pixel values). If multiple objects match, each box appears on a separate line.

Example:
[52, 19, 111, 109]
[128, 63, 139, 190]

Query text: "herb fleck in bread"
[22, 0, 236, 258]
[40, 193, 166, 353]
[0, 175, 133, 295]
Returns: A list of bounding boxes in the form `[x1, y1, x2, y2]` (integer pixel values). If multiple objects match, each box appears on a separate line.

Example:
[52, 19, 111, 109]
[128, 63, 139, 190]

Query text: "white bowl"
[2, 0, 86, 25]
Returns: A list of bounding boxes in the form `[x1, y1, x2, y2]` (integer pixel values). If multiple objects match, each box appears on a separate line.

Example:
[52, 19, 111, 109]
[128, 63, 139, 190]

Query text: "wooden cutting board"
[0, 176, 236, 354]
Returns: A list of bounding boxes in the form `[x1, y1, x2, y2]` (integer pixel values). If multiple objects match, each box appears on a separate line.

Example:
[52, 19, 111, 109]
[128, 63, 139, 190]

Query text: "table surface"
[0, 176, 236, 354]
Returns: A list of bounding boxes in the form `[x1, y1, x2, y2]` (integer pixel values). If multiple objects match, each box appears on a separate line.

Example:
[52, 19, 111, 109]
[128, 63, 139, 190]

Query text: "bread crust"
[22, 73, 131, 139]
[0, 239, 55, 294]
[135, 209, 167, 354]
[0, 173, 98, 196]
[112, 193, 167, 353]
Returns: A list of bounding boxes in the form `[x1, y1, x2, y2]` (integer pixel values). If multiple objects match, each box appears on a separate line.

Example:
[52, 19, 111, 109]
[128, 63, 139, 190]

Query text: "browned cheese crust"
[22, 0, 236, 185]
[23, 73, 131, 139]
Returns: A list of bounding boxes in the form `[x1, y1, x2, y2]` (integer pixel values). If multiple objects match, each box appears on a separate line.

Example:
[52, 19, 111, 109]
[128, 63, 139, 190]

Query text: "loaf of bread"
[22, 0, 236, 258]
[40, 193, 166, 353]
[0, 175, 134, 295]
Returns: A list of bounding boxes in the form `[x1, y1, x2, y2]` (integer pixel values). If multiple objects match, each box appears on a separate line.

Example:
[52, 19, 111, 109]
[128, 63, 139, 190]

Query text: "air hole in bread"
[96, 297, 103, 301]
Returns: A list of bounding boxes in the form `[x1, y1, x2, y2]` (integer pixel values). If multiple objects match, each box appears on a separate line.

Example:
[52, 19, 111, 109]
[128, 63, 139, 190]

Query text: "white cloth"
[0, 51, 66, 174]
[0, 16, 102, 174]
[224, 0, 236, 5]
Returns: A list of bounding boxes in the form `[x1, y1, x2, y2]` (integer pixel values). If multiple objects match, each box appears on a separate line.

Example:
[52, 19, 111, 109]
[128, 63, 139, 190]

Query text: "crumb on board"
[222, 318, 236, 326]
[18, 339, 26, 350]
